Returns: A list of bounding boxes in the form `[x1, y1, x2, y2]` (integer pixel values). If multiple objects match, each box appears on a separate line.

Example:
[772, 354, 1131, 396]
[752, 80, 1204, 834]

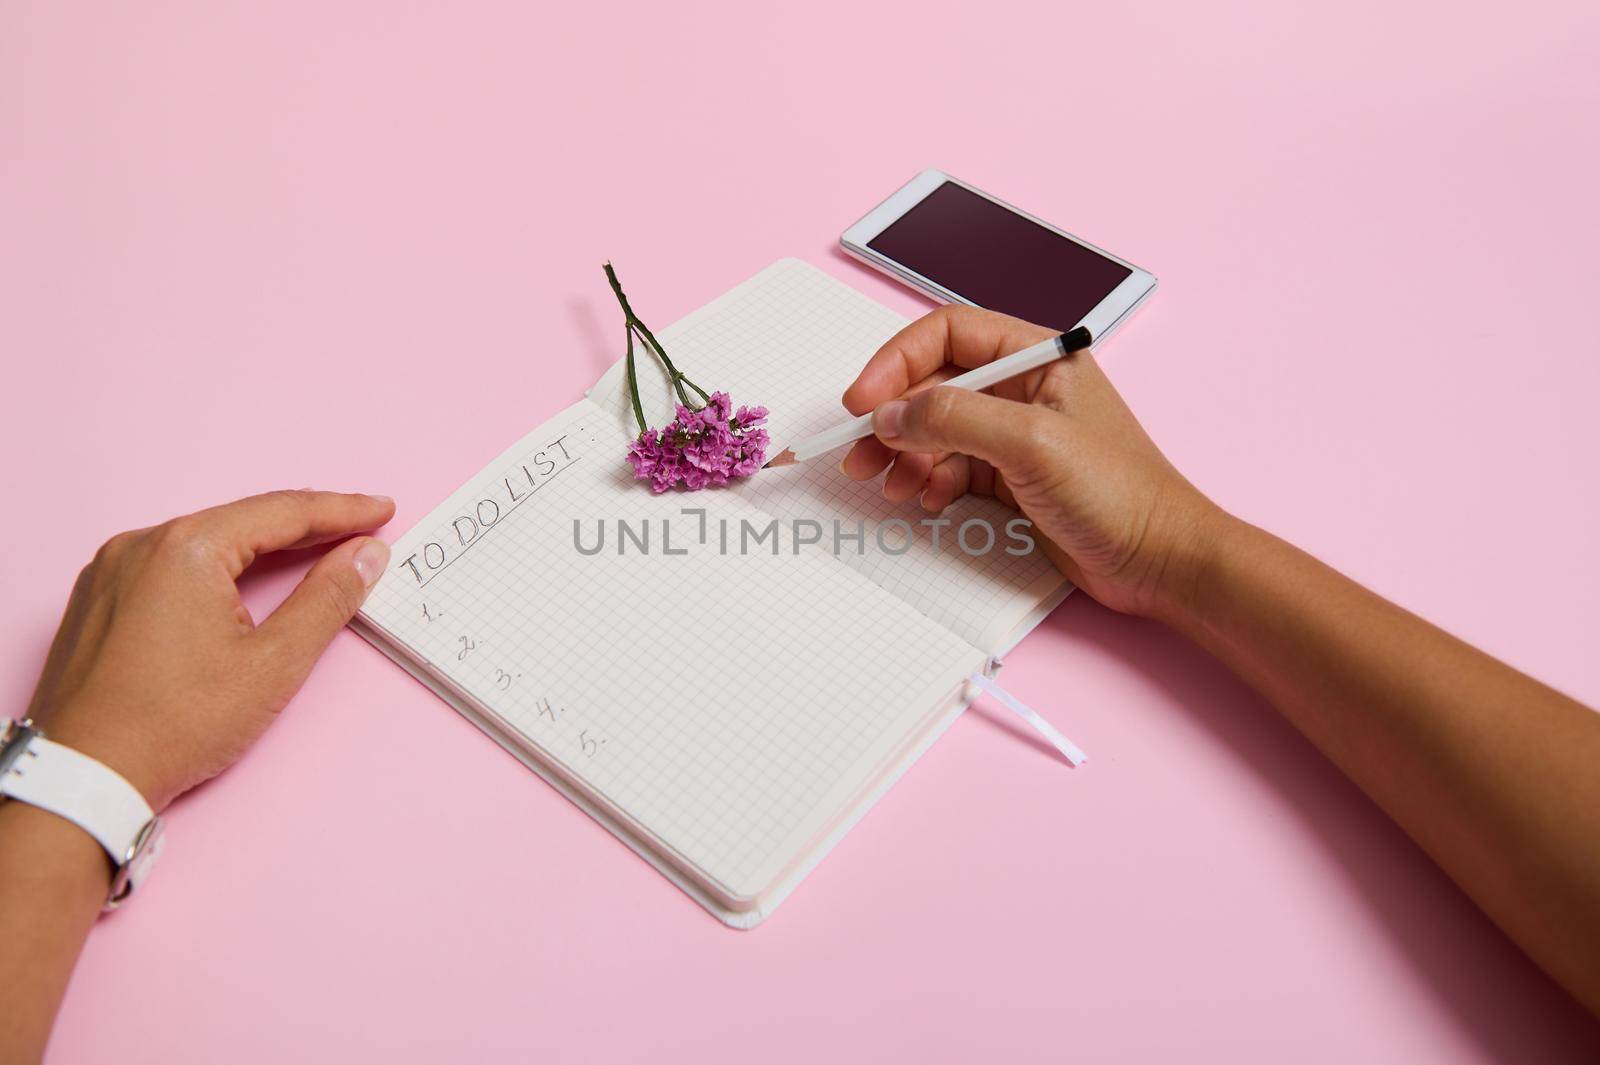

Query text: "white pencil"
[764, 324, 1092, 468]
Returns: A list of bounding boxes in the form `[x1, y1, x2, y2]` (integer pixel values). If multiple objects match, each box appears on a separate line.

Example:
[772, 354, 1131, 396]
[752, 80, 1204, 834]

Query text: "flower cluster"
[605, 262, 770, 493]
[625, 392, 769, 493]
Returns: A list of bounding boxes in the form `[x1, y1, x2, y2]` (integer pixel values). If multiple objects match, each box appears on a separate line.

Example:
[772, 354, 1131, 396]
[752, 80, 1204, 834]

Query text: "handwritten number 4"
[533, 700, 604, 758]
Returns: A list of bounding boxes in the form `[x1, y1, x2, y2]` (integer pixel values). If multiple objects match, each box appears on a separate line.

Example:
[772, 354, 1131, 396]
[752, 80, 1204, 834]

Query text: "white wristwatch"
[0, 718, 165, 910]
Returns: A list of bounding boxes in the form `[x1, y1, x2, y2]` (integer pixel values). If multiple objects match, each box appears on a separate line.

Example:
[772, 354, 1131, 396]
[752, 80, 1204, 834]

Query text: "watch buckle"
[0, 718, 41, 784]
[106, 816, 166, 910]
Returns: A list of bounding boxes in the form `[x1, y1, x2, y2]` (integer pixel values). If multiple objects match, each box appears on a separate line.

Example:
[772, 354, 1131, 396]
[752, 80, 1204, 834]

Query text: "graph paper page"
[359, 401, 987, 901]
[590, 258, 1068, 653]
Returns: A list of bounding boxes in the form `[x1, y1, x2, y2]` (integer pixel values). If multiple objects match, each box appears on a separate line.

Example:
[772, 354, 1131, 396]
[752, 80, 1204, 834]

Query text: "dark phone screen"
[866, 180, 1132, 333]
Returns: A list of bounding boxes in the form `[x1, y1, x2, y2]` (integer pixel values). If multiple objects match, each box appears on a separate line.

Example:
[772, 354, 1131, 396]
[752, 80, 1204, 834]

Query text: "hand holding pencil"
[821, 303, 1217, 621]
[765, 325, 1091, 469]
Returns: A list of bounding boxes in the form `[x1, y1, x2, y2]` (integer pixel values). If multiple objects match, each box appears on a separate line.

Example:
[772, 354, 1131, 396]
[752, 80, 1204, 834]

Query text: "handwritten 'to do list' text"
[396, 431, 583, 588]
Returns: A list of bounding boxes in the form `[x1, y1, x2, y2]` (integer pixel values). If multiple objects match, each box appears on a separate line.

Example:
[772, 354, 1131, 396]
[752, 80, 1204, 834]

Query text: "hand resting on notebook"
[23, 490, 395, 811]
[843, 304, 1600, 1017]
[0, 490, 392, 1062]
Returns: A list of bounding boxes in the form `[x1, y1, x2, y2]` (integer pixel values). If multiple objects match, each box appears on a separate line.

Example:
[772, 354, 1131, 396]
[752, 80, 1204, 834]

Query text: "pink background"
[4, 1, 1598, 1061]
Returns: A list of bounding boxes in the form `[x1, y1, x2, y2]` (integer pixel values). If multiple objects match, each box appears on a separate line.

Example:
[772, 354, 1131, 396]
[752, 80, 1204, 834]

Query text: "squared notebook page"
[358, 401, 988, 906]
[590, 259, 1068, 653]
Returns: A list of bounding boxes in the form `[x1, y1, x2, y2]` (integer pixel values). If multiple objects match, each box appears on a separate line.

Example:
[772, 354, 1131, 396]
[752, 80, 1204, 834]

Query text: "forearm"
[1160, 512, 1600, 1013]
[0, 802, 112, 1065]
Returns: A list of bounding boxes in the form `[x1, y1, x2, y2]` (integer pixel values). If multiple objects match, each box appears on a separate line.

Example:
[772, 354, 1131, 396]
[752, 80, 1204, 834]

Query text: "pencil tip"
[763, 450, 797, 469]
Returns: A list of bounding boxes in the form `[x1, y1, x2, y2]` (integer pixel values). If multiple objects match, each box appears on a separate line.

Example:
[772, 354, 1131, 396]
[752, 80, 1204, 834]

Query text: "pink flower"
[733, 404, 767, 428]
[625, 429, 663, 477]
[606, 264, 771, 493]
[625, 390, 769, 493]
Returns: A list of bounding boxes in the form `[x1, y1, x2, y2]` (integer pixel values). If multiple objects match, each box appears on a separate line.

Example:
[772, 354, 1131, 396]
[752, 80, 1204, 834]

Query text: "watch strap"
[0, 731, 154, 864]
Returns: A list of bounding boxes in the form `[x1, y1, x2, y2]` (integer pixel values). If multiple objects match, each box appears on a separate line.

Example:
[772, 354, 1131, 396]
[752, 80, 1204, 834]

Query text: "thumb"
[873, 387, 1046, 469]
[256, 536, 389, 681]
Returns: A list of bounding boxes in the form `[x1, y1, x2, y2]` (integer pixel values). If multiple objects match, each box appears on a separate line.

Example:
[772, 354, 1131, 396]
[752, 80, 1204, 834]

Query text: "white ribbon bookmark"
[965, 671, 1088, 767]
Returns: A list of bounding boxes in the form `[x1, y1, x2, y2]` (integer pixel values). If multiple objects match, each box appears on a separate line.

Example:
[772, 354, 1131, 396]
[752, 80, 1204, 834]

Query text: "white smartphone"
[841, 168, 1156, 345]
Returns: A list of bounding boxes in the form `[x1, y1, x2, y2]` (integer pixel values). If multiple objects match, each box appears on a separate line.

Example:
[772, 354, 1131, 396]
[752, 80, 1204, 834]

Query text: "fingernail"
[370, 494, 394, 506]
[353, 539, 390, 587]
[875, 400, 908, 439]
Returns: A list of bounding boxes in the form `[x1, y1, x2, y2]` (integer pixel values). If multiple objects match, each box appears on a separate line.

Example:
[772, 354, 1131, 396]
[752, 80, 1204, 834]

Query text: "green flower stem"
[604, 262, 709, 410]
[628, 322, 689, 407]
[678, 362, 711, 404]
[633, 323, 710, 404]
[622, 325, 648, 436]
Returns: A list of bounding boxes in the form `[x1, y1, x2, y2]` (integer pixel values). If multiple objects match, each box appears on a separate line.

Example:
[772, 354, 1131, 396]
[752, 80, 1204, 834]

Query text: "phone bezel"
[840, 168, 1157, 346]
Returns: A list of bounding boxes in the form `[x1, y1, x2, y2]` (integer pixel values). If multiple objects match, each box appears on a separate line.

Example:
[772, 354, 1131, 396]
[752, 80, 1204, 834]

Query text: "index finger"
[179, 490, 396, 576]
[841, 305, 1057, 416]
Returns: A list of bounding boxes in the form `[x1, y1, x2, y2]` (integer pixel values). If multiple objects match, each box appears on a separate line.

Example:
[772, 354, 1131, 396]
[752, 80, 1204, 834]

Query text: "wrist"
[1144, 499, 1243, 629]
[0, 797, 116, 895]
[35, 705, 171, 812]
[2, 716, 170, 911]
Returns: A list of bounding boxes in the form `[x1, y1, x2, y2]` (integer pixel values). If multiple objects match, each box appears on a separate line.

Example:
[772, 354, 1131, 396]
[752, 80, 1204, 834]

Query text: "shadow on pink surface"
[1019, 594, 1600, 1058]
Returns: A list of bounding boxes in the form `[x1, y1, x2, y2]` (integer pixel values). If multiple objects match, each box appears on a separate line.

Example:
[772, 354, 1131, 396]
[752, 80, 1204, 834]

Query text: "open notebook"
[354, 259, 1072, 927]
